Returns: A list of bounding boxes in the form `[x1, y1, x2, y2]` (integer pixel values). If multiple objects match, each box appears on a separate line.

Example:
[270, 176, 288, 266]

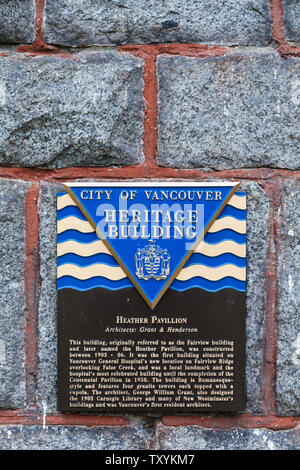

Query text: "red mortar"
[270, 0, 300, 56]
[16, 0, 74, 59]
[24, 183, 40, 410]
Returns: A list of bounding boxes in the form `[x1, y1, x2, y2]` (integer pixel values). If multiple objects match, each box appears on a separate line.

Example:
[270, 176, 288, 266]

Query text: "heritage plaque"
[57, 182, 246, 412]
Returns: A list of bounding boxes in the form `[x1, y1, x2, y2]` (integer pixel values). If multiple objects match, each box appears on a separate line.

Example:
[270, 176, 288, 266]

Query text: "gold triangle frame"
[63, 181, 240, 310]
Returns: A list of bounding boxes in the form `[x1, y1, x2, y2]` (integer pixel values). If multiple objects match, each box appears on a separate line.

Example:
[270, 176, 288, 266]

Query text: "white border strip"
[65, 182, 240, 188]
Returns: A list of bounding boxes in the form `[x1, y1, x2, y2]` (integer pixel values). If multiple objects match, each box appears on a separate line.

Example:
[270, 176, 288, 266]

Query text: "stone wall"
[0, 0, 299, 450]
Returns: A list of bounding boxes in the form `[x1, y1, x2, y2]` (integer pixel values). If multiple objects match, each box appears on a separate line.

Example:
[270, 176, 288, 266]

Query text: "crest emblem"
[135, 240, 170, 281]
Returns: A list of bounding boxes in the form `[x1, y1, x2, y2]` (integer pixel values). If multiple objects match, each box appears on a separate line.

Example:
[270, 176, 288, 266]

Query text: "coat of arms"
[135, 240, 170, 281]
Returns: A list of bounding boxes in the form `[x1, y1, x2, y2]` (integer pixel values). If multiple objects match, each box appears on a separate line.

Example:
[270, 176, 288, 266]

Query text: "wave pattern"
[57, 191, 246, 293]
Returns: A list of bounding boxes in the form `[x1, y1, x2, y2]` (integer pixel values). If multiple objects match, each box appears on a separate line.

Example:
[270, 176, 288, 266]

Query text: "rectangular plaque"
[57, 182, 246, 412]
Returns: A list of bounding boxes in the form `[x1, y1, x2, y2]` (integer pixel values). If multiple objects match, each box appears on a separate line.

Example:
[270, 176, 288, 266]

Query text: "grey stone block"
[0, 51, 144, 168]
[43, 0, 271, 47]
[37, 180, 269, 415]
[239, 182, 270, 414]
[0, 178, 29, 409]
[0, 424, 150, 449]
[276, 180, 300, 416]
[0, 0, 36, 44]
[156, 423, 300, 450]
[283, 0, 300, 43]
[38, 182, 63, 412]
[157, 49, 300, 170]
[0, 46, 18, 57]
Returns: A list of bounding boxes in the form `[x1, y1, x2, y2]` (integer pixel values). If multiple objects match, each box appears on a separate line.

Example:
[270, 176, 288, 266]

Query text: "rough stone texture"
[43, 0, 271, 47]
[0, 424, 150, 449]
[239, 181, 269, 414]
[283, 0, 300, 43]
[157, 49, 300, 170]
[0, 179, 29, 409]
[37, 180, 269, 415]
[156, 424, 300, 450]
[276, 181, 300, 416]
[0, 0, 36, 44]
[38, 182, 63, 412]
[0, 51, 144, 168]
